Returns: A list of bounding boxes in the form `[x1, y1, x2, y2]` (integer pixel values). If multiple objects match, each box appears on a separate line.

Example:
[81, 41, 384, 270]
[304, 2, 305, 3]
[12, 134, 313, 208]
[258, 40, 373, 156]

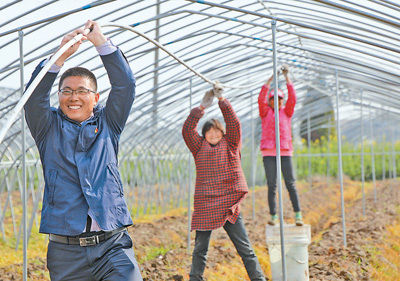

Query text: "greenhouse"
[0, 0, 399, 280]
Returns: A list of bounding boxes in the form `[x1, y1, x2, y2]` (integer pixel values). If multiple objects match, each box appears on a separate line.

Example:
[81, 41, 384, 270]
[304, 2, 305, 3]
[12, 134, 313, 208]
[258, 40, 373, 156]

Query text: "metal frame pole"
[251, 90, 256, 220]
[307, 111, 312, 189]
[153, 0, 160, 131]
[272, 19, 287, 281]
[18, 29, 27, 281]
[369, 106, 377, 203]
[360, 91, 365, 216]
[391, 118, 397, 180]
[335, 70, 347, 247]
[388, 111, 393, 180]
[382, 111, 386, 182]
[327, 117, 331, 180]
[187, 77, 193, 253]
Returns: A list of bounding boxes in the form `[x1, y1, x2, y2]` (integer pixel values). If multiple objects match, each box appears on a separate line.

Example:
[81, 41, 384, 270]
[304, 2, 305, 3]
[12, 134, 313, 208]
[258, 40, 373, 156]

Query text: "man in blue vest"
[24, 20, 142, 280]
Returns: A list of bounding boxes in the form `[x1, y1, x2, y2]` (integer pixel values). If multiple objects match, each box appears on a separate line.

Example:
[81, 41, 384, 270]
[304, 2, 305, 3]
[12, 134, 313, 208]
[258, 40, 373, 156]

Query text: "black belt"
[49, 227, 126, 247]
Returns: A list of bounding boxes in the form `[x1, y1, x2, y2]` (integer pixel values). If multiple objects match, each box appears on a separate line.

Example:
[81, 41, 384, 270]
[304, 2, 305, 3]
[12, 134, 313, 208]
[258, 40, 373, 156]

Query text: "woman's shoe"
[295, 212, 303, 226]
[268, 214, 278, 226]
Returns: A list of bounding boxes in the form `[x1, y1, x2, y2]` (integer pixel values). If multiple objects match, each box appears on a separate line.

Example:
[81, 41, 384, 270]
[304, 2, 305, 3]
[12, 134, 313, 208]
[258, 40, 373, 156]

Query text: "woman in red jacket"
[182, 83, 266, 281]
[258, 65, 303, 226]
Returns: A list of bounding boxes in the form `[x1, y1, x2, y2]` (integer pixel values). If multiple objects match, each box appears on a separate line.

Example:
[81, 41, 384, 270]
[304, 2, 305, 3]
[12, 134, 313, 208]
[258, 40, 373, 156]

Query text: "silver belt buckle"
[79, 236, 98, 246]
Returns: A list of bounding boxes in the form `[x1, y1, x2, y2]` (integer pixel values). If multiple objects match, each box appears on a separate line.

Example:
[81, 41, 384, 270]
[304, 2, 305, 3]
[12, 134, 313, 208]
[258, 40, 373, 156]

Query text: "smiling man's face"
[58, 76, 99, 123]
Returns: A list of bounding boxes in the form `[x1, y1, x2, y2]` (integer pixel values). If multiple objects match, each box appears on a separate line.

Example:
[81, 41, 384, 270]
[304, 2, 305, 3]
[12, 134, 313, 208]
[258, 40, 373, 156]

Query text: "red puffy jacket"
[258, 83, 296, 155]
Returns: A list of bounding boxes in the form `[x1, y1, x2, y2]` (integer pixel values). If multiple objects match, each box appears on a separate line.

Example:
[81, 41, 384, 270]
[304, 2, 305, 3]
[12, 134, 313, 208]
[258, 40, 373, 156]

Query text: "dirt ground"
[0, 178, 399, 280]
[134, 178, 400, 280]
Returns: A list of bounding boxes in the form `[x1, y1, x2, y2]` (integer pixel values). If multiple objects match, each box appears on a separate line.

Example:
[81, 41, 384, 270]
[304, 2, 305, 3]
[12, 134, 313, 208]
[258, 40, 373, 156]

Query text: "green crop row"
[240, 136, 399, 183]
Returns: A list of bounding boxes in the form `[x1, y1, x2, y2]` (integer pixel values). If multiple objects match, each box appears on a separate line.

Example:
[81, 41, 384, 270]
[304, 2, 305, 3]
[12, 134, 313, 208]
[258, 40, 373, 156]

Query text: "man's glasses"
[59, 87, 96, 96]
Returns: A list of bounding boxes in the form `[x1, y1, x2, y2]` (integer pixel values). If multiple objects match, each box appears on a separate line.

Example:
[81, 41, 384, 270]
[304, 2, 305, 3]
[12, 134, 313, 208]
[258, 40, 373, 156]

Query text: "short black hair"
[202, 118, 226, 137]
[59, 67, 97, 91]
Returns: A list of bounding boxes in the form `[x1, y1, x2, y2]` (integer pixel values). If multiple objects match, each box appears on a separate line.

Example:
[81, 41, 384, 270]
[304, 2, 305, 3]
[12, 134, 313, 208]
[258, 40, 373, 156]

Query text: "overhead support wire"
[311, 0, 400, 26]
[127, 8, 400, 74]
[3, 7, 398, 79]
[379, 0, 400, 10]
[368, 0, 400, 13]
[0, 0, 22, 12]
[0, 0, 58, 29]
[184, 0, 400, 53]
[0, 21, 272, 145]
[0, 0, 116, 37]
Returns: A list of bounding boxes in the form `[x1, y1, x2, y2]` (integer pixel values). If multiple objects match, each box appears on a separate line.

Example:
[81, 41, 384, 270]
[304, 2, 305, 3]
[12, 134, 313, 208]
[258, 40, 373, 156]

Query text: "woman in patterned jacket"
[182, 83, 266, 281]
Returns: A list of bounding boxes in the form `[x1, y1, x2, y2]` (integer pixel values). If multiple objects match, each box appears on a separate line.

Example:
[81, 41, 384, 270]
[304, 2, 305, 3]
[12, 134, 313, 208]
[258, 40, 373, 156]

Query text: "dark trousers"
[47, 230, 142, 281]
[189, 214, 266, 281]
[263, 156, 301, 215]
